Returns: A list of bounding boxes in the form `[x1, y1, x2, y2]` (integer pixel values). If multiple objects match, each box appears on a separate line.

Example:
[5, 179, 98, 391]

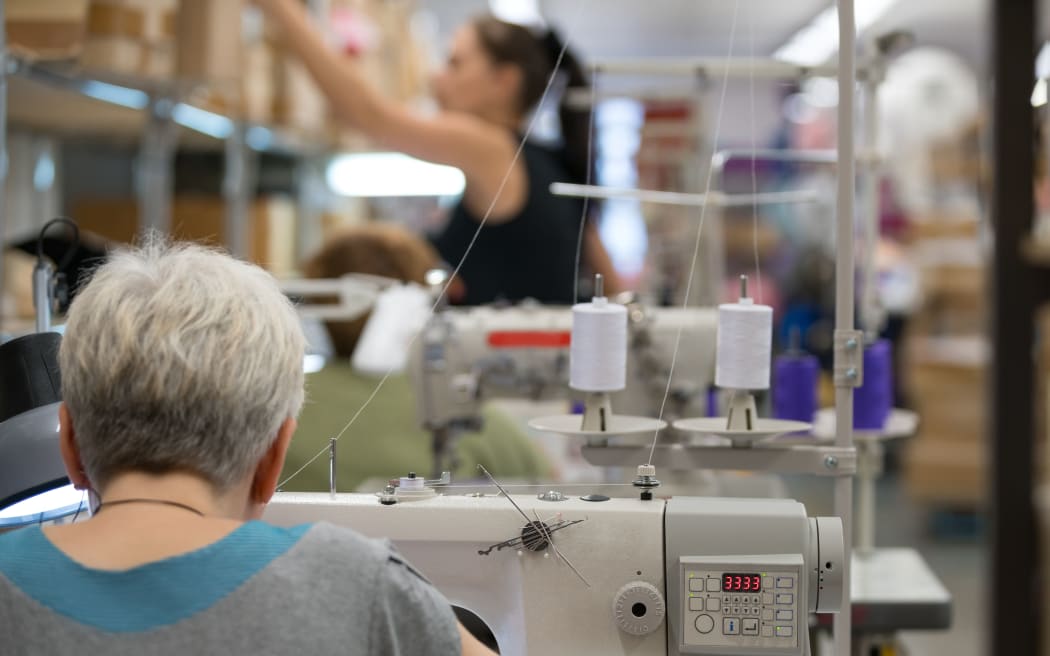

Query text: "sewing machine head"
[407, 302, 718, 451]
[265, 491, 843, 656]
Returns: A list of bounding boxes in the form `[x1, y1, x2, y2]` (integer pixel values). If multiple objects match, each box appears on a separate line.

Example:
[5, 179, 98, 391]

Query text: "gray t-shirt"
[0, 520, 461, 655]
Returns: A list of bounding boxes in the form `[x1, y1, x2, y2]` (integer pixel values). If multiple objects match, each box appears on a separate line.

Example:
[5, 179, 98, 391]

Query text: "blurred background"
[0, 1, 1047, 654]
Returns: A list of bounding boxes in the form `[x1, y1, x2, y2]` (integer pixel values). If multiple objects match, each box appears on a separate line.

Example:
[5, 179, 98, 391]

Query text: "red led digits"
[721, 573, 762, 592]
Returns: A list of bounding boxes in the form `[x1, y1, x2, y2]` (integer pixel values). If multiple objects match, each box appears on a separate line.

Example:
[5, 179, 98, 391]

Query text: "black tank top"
[430, 141, 583, 305]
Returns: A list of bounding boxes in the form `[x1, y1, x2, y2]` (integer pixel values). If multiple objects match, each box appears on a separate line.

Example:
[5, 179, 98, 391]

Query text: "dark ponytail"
[540, 28, 592, 185]
[473, 17, 593, 185]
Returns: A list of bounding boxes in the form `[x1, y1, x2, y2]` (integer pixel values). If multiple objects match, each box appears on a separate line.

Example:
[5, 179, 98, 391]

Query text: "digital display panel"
[722, 573, 762, 592]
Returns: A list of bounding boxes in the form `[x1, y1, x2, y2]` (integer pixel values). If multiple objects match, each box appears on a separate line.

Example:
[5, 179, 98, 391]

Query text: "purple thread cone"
[854, 339, 893, 430]
[773, 353, 819, 423]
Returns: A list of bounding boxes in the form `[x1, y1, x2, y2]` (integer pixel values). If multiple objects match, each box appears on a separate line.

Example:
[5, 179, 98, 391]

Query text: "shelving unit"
[0, 4, 337, 294]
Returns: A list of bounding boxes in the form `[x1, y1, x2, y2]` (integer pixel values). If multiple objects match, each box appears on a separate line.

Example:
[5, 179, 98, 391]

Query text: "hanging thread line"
[572, 69, 599, 304]
[647, 0, 742, 466]
[748, 0, 764, 304]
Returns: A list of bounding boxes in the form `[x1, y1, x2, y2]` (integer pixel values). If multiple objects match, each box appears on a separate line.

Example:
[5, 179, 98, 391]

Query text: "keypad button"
[695, 614, 714, 634]
[776, 609, 794, 622]
[731, 606, 741, 616]
[761, 625, 774, 638]
[751, 607, 760, 616]
[762, 575, 774, 590]
[742, 618, 759, 636]
[762, 593, 774, 605]
[732, 595, 742, 604]
[689, 578, 705, 592]
[776, 626, 794, 638]
[752, 596, 761, 605]
[723, 618, 740, 635]
[762, 609, 774, 621]
[689, 597, 704, 611]
[707, 577, 721, 592]
[776, 577, 794, 589]
[776, 593, 794, 606]
[706, 598, 721, 612]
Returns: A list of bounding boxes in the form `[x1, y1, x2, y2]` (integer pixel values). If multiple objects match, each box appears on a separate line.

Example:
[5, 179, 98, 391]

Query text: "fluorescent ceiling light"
[773, 0, 898, 67]
[326, 152, 466, 197]
[489, 0, 545, 28]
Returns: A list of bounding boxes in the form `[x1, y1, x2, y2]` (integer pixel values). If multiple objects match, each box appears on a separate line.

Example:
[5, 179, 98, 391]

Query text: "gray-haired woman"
[0, 241, 494, 656]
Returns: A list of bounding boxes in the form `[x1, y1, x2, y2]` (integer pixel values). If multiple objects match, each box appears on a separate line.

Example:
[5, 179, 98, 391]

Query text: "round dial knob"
[613, 581, 666, 636]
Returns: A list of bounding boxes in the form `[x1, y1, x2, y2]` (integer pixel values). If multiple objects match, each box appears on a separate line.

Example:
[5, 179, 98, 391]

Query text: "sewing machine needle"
[477, 465, 590, 588]
[532, 509, 591, 588]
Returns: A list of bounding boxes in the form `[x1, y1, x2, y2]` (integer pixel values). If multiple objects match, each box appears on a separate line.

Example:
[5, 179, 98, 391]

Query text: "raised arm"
[255, 0, 526, 221]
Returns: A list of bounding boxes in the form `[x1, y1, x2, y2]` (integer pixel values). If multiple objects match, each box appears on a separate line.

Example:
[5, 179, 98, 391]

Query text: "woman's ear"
[248, 417, 298, 514]
[58, 403, 91, 491]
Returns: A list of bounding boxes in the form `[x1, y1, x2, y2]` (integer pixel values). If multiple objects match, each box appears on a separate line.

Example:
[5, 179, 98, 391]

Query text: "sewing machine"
[266, 490, 844, 656]
[407, 298, 718, 473]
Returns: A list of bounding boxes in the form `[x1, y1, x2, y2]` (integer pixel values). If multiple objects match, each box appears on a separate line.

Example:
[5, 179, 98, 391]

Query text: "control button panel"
[680, 560, 801, 654]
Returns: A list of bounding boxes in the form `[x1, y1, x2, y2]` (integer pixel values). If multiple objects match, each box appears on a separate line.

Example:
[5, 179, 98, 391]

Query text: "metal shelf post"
[224, 121, 258, 260]
[138, 95, 178, 236]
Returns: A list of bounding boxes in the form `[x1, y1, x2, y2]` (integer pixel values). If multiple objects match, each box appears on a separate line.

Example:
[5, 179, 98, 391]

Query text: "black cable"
[36, 217, 80, 270]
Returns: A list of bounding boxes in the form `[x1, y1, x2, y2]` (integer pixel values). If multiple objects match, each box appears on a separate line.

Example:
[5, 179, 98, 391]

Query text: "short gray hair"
[59, 240, 305, 491]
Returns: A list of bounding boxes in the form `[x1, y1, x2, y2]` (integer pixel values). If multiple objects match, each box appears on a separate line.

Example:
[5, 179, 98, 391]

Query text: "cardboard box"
[80, 37, 174, 79]
[903, 336, 988, 506]
[904, 438, 986, 507]
[7, 0, 90, 59]
[176, 0, 245, 82]
[79, 0, 176, 79]
[87, 0, 176, 43]
[71, 196, 298, 275]
[272, 54, 328, 135]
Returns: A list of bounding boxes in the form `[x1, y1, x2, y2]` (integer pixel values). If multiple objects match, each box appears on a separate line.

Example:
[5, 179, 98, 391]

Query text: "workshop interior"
[0, 0, 1046, 654]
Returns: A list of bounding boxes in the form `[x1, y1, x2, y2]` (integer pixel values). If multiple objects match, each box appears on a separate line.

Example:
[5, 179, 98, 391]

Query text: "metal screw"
[845, 368, 858, 380]
[824, 456, 839, 470]
[845, 338, 858, 350]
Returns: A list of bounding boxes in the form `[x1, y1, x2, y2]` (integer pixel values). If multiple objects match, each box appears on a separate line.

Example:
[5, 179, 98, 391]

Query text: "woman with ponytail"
[256, 1, 620, 304]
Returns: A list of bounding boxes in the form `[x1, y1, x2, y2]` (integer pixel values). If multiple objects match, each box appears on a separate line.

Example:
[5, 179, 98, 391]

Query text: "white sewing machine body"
[409, 303, 719, 434]
[266, 492, 843, 656]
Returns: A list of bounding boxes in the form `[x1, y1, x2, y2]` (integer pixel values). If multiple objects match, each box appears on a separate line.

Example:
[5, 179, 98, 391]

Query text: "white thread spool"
[715, 296, 773, 391]
[569, 296, 628, 392]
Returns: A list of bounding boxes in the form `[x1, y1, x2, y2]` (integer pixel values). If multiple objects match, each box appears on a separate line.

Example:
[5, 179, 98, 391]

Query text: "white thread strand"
[647, 0, 741, 466]
[748, 0, 764, 304]
[279, 28, 576, 491]
[572, 70, 598, 304]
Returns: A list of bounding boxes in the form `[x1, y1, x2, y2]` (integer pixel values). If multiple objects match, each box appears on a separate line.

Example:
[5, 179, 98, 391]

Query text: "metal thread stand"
[570, 5, 861, 653]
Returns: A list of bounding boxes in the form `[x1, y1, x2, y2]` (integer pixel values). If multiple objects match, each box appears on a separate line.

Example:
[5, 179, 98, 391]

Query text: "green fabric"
[280, 362, 551, 492]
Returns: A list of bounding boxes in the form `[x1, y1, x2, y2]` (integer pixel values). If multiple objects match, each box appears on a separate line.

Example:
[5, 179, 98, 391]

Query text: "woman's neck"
[98, 471, 249, 520]
[41, 471, 253, 571]
[476, 106, 522, 133]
